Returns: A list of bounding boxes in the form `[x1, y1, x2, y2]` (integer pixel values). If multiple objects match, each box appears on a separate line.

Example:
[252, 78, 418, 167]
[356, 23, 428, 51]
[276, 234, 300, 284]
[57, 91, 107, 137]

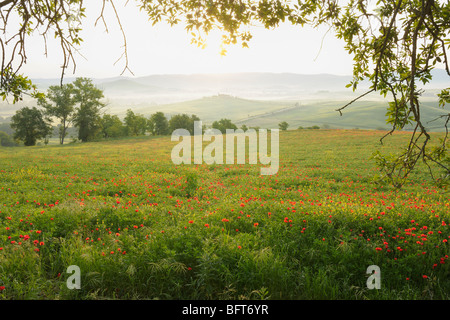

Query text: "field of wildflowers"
[0, 129, 448, 300]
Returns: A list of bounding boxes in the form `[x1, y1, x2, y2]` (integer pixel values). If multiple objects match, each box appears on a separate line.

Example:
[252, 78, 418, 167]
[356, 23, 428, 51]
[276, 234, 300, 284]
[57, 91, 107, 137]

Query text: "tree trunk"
[61, 119, 66, 145]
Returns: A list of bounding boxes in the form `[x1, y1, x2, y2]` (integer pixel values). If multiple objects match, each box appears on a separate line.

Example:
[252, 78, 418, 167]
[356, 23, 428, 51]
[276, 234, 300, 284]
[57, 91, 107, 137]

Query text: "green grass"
[0, 129, 449, 300]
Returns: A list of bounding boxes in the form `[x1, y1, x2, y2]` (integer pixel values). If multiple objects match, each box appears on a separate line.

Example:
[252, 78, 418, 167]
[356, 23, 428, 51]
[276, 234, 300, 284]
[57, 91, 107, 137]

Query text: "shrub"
[0, 131, 16, 147]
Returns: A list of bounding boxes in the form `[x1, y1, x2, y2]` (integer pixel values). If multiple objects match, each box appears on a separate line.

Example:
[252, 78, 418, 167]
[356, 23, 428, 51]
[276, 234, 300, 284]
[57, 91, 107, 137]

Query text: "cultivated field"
[0, 129, 449, 299]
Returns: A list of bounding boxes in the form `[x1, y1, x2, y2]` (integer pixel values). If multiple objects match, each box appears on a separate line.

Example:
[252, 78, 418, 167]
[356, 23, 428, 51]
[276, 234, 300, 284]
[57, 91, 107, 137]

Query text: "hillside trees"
[13, 77, 105, 144]
[169, 114, 201, 135]
[212, 118, 238, 134]
[124, 109, 148, 136]
[10, 107, 51, 146]
[0, 131, 15, 146]
[1, 0, 449, 186]
[240, 124, 248, 131]
[101, 114, 126, 139]
[149, 112, 170, 135]
[0, 118, 14, 136]
[278, 121, 289, 131]
[72, 78, 105, 142]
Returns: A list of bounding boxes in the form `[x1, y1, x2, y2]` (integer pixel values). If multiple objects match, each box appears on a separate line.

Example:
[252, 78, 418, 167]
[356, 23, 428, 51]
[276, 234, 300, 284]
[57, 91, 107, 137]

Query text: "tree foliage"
[37, 77, 105, 143]
[0, 0, 85, 102]
[124, 109, 148, 136]
[38, 83, 76, 145]
[149, 112, 170, 136]
[1, 0, 449, 187]
[101, 114, 126, 139]
[278, 121, 289, 131]
[212, 118, 238, 134]
[0, 130, 16, 147]
[71, 78, 105, 142]
[170, 113, 201, 135]
[10, 107, 51, 146]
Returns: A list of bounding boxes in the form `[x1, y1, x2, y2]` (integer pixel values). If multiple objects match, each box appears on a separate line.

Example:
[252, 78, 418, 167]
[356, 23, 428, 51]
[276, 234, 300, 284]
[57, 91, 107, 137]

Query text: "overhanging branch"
[335, 88, 375, 116]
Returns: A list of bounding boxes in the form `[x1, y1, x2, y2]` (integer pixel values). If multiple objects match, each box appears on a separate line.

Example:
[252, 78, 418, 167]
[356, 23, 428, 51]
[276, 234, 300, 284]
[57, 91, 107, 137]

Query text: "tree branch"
[108, 0, 134, 76]
[0, 0, 15, 9]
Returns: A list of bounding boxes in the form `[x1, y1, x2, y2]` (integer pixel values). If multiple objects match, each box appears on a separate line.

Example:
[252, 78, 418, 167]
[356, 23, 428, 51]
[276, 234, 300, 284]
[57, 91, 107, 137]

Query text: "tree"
[101, 114, 125, 139]
[212, 118, 238, 134]
[0, 1, 84, 102]
[1, 0, 449, 186]
[169, 114, 200, 135]
[0, 131, 16, 147]
[10, 107, 51, 146]
[72, 78, 105, 142]
[124, 109, 147, 136]
[278, 121, 289, 131]
[38, 84, 76, 145]
[149, 112, 169, 135]
[0, 120, 14, 136]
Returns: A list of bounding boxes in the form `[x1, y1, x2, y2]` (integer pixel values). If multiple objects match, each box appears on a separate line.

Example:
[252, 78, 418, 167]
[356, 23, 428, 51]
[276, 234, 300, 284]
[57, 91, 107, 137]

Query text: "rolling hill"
[131, 94, 295, 123]
[232, 99, 449, 131]
[0, 70, 447, 131]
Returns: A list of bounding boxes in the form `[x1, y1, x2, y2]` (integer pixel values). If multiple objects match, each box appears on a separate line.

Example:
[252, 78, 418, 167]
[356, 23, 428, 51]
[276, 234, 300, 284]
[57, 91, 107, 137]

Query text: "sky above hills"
[21, 1, 356, 79]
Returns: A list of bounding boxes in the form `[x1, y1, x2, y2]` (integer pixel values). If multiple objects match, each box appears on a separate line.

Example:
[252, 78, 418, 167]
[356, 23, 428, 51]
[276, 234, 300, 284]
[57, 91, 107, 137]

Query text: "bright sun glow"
[21, 1, 355, 79]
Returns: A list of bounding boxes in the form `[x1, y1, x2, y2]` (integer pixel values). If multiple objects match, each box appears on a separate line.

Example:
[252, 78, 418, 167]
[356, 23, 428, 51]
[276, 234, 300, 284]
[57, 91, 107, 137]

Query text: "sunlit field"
[0, 129, 449, 300]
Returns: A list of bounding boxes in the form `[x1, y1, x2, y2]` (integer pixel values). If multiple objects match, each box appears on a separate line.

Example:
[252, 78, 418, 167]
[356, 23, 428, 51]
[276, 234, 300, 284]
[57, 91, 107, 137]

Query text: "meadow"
[0, 129, 449, 300]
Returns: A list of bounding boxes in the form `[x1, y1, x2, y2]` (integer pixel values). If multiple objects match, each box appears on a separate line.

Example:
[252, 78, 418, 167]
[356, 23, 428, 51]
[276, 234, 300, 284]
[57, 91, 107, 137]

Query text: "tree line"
[0, 76, 328, 147]
[0, 77, 253, 147]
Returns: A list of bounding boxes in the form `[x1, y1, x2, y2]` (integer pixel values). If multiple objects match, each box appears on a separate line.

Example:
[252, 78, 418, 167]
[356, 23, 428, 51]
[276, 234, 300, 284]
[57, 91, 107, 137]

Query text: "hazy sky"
[21, 1, 355, 79]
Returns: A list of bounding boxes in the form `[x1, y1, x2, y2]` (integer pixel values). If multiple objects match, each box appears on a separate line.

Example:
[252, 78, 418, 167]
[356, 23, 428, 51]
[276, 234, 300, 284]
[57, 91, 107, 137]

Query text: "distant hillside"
[233, 99, 449, 131]
[129, 72, 354, 94]
[99, 79, 163, 94]
[31, 72, 358, 103]
[18, 68, 447, 93]
[128, 92, 448, 132]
